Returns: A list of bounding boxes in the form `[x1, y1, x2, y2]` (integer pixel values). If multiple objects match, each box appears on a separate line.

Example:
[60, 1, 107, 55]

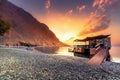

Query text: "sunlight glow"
[55, 47, 74, 56]
[60, 33, 75, 41]
[37, 13, 86, 44]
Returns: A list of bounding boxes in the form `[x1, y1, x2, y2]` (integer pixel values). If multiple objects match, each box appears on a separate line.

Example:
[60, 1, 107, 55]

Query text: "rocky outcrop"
[0, 0, 64, 46]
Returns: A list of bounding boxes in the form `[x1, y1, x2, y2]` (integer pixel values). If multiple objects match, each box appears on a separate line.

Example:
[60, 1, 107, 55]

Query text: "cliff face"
[0, 0, 63, 46]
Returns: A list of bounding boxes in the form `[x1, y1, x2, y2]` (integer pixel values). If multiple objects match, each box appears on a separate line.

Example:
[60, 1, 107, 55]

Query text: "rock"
[0, 48, 120, 80]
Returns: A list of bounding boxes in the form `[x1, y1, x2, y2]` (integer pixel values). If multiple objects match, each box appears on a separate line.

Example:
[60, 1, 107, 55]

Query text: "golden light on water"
[55, 47, 74, 56]
[56, 52, 74, 56]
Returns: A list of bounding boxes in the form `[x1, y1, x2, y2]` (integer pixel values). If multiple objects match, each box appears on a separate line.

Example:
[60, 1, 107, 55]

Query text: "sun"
[60, 33, 75, 42]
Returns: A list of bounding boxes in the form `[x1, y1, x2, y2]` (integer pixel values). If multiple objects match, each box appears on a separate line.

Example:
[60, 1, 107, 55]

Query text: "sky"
[8, 0, 120, 45]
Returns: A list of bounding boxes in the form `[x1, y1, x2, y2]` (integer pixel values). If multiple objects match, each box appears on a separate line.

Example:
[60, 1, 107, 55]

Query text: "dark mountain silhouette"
[0, 0, 64, 46]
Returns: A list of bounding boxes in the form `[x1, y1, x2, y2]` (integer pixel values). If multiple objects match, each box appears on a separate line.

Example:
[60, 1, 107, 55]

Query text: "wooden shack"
[71, 35, 111, 56]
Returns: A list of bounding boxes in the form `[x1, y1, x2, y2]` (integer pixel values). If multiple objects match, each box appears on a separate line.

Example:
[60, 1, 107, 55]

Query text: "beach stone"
[0, 48, 120, 80]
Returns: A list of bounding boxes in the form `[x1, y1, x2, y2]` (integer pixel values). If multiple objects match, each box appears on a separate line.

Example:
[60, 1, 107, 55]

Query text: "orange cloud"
[45, 0, 51, 9]
[78, 0, 118, 36]
[76, 5, 86, 12]
[78, 10, 110, 36]
[66, 9, 73, 16]
[93, 0, 118, 12]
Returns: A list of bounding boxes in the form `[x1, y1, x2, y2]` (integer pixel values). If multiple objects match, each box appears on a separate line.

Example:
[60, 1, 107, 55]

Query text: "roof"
[74, 35, 110, 42]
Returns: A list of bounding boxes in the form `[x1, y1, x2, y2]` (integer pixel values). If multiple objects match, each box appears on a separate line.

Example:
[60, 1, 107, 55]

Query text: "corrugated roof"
[74, 35, 110, 42]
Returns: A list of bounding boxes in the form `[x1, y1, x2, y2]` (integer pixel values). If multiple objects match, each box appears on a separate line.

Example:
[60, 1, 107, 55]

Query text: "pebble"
[0, 48, 120, 80]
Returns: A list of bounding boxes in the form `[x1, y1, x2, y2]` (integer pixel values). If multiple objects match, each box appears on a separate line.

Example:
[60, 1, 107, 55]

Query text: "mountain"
[0, 0, 64, 46]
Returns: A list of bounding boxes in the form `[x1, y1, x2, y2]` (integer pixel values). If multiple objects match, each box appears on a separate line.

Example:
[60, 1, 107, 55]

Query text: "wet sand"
[0, 48, 120, 80]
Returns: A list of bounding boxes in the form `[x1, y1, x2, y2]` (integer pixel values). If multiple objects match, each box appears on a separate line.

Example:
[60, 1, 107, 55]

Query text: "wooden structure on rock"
[69, 35, 111, 65]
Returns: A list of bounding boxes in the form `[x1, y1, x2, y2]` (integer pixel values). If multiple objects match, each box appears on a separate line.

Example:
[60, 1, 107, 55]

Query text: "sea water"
[110, 46, 120, 63]
[36, 46, 120, 63]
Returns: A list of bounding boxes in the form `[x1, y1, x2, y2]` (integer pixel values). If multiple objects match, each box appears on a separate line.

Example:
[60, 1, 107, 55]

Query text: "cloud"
[76, 5, 86, 12]
[45, 0, 51, 9]
[78, 0, 118, 36]
[79, 11, 110, 35]
[93, 0, 118, 12]
[66, 9, 73, 16]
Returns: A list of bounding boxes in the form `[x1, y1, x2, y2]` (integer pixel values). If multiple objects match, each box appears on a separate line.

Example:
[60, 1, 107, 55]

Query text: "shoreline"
[0, 46, 120, 63]
[0, 48, 120, 79]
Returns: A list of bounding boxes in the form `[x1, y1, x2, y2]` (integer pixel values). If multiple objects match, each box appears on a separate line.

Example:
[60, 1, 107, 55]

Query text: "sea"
[36, 46, 120, 63]
[110, 46, 120, 63]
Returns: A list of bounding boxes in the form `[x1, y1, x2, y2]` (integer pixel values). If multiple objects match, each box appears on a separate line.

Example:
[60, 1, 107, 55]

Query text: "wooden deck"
[88, 48, 109, 66]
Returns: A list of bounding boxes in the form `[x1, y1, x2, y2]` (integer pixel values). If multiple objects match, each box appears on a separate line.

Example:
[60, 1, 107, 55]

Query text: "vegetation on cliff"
[0, 18, 11, 36]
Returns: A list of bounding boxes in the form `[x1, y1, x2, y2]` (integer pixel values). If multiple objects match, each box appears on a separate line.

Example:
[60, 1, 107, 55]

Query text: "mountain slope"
[0, 0, 63, 46]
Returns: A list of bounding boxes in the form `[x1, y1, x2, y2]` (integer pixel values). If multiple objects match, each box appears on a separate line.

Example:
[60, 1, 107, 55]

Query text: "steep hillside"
[0, 0, 64, 46]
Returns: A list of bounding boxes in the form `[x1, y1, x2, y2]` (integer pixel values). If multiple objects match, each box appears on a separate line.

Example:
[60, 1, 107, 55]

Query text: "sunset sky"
[8, 0, 120, 45]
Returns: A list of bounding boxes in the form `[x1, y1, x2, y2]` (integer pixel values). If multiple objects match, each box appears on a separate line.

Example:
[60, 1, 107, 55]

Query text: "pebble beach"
[0, 48, 120, 80]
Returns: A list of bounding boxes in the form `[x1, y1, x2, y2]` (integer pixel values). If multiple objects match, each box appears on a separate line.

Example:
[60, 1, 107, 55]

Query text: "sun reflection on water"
[55, 47, 74, 56]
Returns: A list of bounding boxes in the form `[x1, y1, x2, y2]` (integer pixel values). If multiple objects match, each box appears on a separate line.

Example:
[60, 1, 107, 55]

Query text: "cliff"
[0, 0, 64, 46]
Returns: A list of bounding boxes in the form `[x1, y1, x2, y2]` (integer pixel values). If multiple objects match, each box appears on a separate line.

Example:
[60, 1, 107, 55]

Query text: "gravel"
[0, 48, 120, 80]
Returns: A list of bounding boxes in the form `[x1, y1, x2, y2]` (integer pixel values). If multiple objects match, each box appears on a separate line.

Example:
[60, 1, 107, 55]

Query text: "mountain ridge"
[0, 0, 64, 46]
